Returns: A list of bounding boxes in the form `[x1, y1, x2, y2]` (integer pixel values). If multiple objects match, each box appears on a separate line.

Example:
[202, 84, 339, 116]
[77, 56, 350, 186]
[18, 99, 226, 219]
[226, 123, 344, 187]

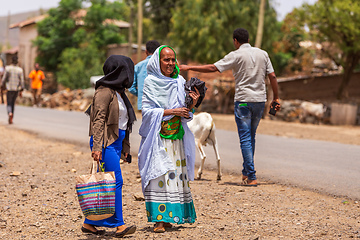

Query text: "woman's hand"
[164, 107, 190, 118]
[188, 87, 200, 110]
[92, 151, 102, 164]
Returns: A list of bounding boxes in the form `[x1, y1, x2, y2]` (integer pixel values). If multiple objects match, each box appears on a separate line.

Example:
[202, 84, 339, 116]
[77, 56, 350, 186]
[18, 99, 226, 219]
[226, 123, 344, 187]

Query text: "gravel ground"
[0, 125, 359, 240]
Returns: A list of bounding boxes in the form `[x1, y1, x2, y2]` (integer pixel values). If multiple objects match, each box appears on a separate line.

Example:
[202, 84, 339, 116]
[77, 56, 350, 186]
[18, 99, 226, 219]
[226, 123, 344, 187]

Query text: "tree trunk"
[255, 0, 266, 48]
[336, 53, 360, 100]
[128, 4, 134, 58]
[137, 0, 143, 63]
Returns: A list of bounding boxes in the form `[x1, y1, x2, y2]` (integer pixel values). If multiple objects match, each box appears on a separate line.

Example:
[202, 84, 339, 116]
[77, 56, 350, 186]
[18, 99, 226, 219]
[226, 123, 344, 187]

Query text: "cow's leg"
[196, 142, 206, 180]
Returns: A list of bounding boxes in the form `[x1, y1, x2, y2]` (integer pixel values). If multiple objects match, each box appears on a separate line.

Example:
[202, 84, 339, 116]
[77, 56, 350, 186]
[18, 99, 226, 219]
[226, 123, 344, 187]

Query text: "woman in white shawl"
[138, 46, 200, 233]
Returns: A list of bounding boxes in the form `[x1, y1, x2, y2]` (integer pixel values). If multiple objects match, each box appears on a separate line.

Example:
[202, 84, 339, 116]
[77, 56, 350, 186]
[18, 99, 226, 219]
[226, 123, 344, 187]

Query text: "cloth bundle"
[76, 162, 116, 221]
[184, 77, 207, 108]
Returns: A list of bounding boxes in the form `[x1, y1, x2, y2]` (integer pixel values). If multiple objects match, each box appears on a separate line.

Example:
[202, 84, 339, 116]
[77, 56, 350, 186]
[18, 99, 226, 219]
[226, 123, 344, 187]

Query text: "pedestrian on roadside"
[0, 57, 5, 104]
[1, 56, 25, 124]
[138, 46, 199, 233]
[83, 55, 137, 237]
[180, 28, 281, 186]
[28, 63, 45, 107]
[128, 40, 160, 111]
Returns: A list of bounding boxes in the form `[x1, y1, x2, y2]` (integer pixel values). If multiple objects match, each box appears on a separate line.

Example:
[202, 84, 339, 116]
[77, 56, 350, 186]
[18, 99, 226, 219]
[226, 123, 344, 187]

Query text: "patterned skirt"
[144, 138, 197, 224]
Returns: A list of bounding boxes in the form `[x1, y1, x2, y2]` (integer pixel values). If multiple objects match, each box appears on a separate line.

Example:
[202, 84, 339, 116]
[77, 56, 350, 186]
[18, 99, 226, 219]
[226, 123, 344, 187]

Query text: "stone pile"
[270, 100, 332, 124]
[16, 88, 95, 112]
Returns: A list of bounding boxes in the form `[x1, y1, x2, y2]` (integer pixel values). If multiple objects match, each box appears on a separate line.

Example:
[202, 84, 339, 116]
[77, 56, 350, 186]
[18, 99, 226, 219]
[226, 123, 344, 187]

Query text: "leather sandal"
[115, 225, 136, 238]
[81, 226, 105, 235]
[154, 222, 172, 229]
[164, 222, 173, 228]
[154, 222, 166, 233]
[240, 179, 258, 187]
[154, 225, 165, 233]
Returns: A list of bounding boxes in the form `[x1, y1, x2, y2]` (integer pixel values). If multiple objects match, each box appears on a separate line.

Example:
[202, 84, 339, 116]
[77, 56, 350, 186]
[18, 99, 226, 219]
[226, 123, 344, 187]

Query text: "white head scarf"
[137, 46, 196, 193]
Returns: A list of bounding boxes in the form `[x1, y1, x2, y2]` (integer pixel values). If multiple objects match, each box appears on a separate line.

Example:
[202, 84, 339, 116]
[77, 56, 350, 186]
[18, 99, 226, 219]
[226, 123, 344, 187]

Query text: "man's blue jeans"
[234, 102, 265, 180]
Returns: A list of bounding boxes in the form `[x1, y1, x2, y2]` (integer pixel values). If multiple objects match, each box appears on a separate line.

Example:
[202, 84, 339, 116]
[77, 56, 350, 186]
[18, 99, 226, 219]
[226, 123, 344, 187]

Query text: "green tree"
[34, 0, 83, 72]
[272, 10, 314, 75]
[34, 0, 128, 89]
[84, 0, 128, 48]
[169, 0, 279, 65]
[299, 0, 360, 99]
[146, 0, 183, 42]
[57, 43, 103, 89]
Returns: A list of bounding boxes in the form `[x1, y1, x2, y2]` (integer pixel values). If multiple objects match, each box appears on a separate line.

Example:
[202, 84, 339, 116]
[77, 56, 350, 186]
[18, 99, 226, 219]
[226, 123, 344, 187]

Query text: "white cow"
[300, 101, 326, 124]
[188, 112, 222, 180]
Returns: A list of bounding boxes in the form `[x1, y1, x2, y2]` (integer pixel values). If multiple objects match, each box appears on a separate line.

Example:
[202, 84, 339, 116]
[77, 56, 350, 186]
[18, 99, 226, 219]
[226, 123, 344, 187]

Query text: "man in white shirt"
[180, 28, 280, 186]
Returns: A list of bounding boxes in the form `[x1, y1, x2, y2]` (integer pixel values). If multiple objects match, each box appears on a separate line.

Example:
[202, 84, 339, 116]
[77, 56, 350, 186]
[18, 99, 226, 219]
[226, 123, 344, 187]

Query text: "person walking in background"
[83, 55, 137, 237]
[129, 40, 160, 111]
[138, 46, 199, 233]
[1, 56, 24, 124]
[180, 28, 281, 187]
[28, 63, 45, 107]
[0, 57, 5, 104]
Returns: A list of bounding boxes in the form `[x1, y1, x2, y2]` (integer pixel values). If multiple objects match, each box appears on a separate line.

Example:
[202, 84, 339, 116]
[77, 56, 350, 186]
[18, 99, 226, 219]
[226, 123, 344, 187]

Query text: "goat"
[300, 101, 326, 124]
[188, 112, 222, 180]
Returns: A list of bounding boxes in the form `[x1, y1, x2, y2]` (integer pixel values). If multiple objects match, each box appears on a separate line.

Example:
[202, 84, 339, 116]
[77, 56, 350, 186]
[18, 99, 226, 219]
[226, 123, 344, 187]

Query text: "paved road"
[1, 105, 359, 200]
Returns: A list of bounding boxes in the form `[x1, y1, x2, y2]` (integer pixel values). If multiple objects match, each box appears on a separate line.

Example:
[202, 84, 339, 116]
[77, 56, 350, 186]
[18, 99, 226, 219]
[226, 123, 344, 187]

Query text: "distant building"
[9, 15, 47, 77]
[7, 10, 134, 89]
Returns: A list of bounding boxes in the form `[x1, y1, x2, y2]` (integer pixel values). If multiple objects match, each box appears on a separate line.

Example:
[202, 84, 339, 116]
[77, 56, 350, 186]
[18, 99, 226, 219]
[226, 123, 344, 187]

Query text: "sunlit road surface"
[1, 105, 359, 200]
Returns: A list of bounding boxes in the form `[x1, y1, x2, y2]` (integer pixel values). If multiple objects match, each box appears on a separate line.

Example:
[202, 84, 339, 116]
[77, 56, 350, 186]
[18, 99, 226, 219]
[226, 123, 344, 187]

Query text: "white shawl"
[138, 46, 196, 193]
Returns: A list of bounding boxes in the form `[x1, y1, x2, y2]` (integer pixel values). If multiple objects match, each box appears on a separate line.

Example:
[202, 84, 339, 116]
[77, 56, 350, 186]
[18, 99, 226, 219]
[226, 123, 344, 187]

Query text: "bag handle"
[90, 161, 100, 174]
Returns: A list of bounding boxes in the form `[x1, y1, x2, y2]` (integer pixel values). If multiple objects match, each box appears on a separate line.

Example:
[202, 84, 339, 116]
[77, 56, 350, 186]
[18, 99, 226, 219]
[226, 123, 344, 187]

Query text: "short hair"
[12, 56, 18, 64]
[233, 28, 249, 44]
[146, 40, 161, 54]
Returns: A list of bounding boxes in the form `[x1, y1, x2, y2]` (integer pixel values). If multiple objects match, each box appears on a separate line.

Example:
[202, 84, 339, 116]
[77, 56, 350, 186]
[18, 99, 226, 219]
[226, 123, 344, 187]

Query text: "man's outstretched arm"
[179, 64, 219, 73]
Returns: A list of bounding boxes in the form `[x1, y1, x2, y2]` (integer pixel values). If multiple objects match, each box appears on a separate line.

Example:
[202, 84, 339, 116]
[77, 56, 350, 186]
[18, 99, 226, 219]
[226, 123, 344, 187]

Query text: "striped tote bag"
[76, 162, 116, 221]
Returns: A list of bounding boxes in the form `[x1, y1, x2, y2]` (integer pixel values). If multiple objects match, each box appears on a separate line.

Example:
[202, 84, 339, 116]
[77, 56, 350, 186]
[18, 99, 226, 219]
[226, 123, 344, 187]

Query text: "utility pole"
[137, 0, 143, 63]
[4, 11, 11, 51]
[255, 0, 265, 48]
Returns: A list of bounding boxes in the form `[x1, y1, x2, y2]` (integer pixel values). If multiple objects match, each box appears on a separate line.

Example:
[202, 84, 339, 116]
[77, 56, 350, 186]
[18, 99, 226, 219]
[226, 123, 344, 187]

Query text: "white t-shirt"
[214, 43, 274, 102]
[116, 92, 129, 130]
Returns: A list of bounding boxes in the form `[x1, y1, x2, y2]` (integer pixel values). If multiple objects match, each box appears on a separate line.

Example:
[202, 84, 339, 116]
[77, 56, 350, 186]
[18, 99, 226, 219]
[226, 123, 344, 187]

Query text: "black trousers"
[6, 91, 18, 115]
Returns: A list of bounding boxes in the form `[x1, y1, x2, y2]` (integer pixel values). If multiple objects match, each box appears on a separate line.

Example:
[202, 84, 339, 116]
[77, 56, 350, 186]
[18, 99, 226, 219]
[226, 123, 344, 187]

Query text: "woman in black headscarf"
[82, 55, 137, 237]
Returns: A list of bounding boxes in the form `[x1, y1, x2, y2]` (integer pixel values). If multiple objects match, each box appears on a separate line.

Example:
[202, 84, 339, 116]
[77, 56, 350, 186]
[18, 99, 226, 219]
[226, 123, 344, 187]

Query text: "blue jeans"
[234, 102, 265, 180]
[85, 129, 126, 228]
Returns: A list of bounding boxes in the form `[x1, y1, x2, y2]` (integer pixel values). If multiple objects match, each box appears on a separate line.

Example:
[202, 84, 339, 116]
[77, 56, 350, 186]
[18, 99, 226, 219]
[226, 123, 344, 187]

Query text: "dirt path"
[0, 125, 359, 240]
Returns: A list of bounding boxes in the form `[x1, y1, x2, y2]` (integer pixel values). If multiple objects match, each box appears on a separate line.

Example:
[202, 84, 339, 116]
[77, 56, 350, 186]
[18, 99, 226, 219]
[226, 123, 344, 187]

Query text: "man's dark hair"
[11, 56, 18, 64]
[146, 40, 161, 54]
[233, 28, 249, 44]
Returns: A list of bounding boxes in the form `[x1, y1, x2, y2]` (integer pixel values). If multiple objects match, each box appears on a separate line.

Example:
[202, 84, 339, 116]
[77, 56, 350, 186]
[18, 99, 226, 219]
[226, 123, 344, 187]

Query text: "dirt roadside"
[0, 119, 359, 240]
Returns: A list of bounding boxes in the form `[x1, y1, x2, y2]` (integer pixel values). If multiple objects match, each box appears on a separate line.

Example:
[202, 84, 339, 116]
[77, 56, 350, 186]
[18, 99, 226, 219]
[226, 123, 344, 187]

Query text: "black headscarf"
[95, 55, 136, 132]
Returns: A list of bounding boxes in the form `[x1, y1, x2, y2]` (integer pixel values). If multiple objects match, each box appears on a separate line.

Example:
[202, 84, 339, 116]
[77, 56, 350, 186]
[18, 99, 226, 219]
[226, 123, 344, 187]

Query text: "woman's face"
[160, 47, 176, 77]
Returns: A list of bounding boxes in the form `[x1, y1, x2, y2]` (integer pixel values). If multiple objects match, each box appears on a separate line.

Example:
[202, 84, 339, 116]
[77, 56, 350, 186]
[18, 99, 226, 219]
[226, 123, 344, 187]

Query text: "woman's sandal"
[115, 225, 137, 238]
[154, 222, 167, 233]
[154, 226, 165, 233]
[163, 222, 172, 228]
[153, 222, 172, 231]
[81, 225, 105, 235]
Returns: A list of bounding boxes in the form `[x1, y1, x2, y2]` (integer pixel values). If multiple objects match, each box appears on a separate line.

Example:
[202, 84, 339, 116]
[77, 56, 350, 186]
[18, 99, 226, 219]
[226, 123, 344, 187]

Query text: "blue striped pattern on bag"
[76, 179, 116, 217]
